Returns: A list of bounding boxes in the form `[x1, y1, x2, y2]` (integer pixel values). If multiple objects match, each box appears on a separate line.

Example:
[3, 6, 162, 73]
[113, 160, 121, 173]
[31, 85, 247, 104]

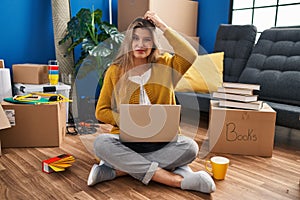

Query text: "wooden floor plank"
[0, 122, 299, 200]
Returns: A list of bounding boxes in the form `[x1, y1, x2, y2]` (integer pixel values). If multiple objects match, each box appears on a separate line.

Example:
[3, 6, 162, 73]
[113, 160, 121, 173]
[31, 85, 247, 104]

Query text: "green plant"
[59, 7, 124, 86]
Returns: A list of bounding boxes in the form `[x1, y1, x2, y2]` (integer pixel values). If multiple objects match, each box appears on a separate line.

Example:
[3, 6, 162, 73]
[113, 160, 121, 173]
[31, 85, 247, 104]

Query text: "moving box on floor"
[208, 100, 276, 157]
[13, 82, 71, 122]
[0, 101, 66, 148]
[0, 104, 11, 156]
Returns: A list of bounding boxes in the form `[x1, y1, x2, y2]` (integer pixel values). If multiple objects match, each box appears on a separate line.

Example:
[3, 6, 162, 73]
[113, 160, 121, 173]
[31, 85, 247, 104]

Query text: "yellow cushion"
[175, 52, 224, 93]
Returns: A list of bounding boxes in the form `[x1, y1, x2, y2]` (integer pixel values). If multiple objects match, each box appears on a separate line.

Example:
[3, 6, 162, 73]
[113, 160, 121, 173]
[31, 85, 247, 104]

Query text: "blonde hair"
[113, 17, 160, 77]
[109, 18, 161, 105]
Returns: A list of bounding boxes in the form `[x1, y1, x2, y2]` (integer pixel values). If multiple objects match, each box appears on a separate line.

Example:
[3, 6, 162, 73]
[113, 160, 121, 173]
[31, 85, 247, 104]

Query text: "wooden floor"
[0, 119, 299, 200]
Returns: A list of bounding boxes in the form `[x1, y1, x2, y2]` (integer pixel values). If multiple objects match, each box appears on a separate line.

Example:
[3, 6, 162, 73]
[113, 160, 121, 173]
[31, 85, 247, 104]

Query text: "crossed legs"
[88, 134, 215, 193]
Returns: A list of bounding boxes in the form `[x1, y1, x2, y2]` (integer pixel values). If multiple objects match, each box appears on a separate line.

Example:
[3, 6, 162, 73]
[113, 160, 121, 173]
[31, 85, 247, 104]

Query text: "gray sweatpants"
[94, 134, 199, 184]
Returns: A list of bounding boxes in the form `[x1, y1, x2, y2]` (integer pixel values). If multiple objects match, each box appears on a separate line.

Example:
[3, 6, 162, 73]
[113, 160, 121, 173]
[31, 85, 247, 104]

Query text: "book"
[218, 100, 264, 110]
[222, 82, 260, 91]
[42, 154, 75, 173]
[217, 87, 253, 95]
[212, 92, 258, 102]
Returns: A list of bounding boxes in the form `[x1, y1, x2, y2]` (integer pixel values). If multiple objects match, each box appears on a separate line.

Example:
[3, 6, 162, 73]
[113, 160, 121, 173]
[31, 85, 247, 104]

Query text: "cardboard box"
[0, 104, 11, 155]
[13, 64, 49, 84]
[0, 59, 4, 68]
[208, 100, 276, 157]
[118, 0, 198, 36]
[14, 83, 71, 122]
[159, 35, 200, 53]
[0, 101, 66, 148]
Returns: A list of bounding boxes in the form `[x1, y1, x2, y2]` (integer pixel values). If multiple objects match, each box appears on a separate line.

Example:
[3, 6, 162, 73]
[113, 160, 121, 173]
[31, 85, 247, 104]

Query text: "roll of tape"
[0, 68, 12, 102]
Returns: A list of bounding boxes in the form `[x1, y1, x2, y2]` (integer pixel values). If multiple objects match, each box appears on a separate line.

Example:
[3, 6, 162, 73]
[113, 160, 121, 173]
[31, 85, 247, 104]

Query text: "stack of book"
[212, 82, 263, 110]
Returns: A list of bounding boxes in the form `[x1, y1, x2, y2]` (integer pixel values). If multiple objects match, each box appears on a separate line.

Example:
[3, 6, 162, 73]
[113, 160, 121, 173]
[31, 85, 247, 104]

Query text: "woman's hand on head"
[144, 11, 168, 32]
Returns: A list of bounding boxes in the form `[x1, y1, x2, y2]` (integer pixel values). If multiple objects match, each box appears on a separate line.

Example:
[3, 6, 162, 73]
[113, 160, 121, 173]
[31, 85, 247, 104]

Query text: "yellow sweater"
[95, 28, 198, 134]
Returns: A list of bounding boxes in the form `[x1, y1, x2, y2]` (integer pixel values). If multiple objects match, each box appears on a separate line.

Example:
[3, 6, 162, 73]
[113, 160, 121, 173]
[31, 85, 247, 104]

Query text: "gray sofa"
[176, 25, 300, 130]
[238, 27, 300, 130]
[176, 24, 257, 113]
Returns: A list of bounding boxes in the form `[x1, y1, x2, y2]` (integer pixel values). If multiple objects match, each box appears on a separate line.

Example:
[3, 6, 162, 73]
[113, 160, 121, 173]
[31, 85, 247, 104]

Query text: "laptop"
[119, 104, 181, 143]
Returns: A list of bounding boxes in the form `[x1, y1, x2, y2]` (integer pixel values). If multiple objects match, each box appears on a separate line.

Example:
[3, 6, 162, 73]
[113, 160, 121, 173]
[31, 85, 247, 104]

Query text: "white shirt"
[128, 68, 152, 105]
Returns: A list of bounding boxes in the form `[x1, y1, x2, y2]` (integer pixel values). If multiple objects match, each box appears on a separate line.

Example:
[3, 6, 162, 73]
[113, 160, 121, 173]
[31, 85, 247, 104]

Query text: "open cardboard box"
[208, 100, 276, 157]
[0, 104, 11, 156]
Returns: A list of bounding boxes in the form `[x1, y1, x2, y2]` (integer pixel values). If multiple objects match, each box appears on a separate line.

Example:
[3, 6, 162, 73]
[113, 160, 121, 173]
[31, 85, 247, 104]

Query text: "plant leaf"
[82, 38, 96, 53]
[90, 43, 112, 57]
[58, 7, 124, 86]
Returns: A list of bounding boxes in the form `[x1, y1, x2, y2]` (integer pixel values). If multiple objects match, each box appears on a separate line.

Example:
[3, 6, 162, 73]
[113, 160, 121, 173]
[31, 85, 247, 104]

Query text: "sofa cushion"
[214, 24, 257, 82]
[239, 28, 300, 107]
[175, 52, 224, 93]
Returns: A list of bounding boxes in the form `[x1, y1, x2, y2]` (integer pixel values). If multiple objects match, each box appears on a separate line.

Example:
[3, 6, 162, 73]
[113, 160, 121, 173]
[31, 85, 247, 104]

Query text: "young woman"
[88, 11, 216, 194]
